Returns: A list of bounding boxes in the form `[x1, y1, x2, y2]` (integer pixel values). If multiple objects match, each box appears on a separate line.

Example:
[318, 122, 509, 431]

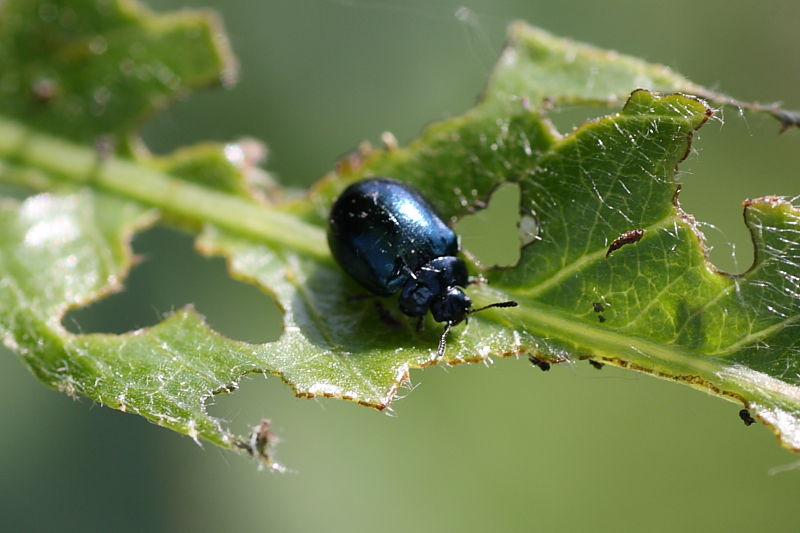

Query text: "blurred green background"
[2, 0, 800, 531]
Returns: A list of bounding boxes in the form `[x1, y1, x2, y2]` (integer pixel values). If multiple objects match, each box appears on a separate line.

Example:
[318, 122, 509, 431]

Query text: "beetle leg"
[436, 322, 453, 358]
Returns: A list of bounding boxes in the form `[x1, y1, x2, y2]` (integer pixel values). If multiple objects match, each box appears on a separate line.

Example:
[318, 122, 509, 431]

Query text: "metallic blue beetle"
[327, 177, 516, 356]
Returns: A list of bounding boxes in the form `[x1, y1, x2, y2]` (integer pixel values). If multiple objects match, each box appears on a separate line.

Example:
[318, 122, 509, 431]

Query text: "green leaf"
[1, 0, 799, 463]
[483, 22, 700, 110]
[0, 0, 235, 153]
[483, 23, 800, 129]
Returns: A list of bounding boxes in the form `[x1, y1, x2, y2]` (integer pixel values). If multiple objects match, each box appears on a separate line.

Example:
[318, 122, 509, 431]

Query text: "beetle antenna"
[437, 322, 452, 358]
[469, 300, 518, 314]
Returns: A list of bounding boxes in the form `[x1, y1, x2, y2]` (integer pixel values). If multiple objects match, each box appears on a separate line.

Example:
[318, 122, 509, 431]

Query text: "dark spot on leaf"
[528, 354, 550, 371]
[589, 360, 605, 370]
[606, 228, 644, 257]
[739, 409, 756, 426]
[598, 315, 606, 323]
[592, 302, 604, 313]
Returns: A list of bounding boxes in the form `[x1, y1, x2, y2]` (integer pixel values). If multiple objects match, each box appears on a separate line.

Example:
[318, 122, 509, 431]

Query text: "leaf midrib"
[0, 115, 329, 261]
[6, 108, 794, 377]
[472, 284, 800, 413]
[0, 109, 697, 268]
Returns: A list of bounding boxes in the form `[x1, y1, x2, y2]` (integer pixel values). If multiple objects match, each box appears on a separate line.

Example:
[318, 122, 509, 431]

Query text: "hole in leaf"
[545, 104, 617, 137]
[63, 225, 282, 344]
[206, 372, 390, 469]
[456, 182, 522, 268]
[680, 110, 799, 273]
[207, 374, 302, 438]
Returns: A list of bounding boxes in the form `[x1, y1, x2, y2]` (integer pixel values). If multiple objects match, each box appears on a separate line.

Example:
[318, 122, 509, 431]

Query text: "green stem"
[0, 116, 329, 260]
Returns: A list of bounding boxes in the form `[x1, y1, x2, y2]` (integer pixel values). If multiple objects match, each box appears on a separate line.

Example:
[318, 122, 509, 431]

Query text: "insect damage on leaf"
[0, 0, 799, 461]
